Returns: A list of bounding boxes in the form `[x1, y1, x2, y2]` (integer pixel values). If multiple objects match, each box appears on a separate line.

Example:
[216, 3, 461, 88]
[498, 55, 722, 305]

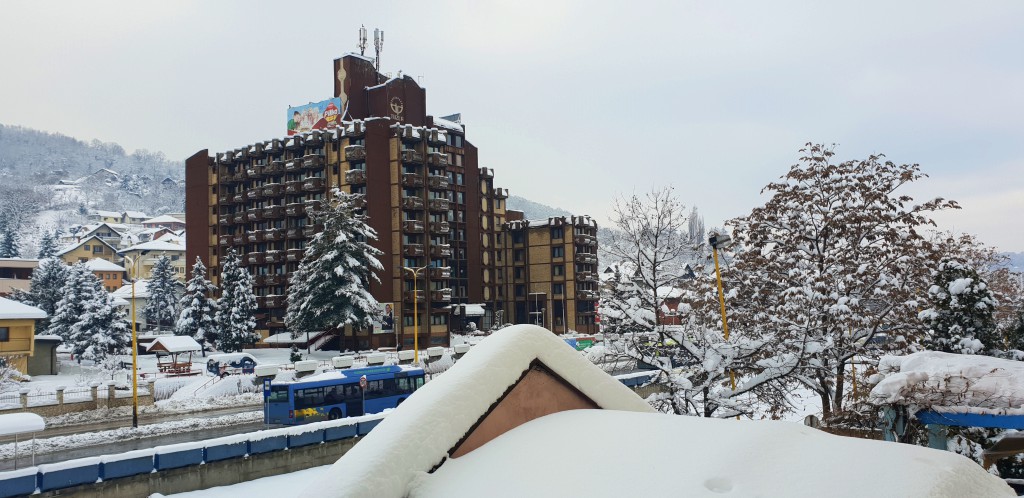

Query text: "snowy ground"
[154, 465, 332, 497]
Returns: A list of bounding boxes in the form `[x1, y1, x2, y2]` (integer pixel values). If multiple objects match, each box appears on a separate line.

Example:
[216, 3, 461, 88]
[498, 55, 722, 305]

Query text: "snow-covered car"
[206, 353, 258, 377]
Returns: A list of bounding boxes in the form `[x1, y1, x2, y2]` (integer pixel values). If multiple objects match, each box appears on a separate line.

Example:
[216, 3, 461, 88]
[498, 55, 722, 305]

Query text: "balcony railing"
[402, 196, 425, 210]
[431, 289, 453, 302]
[218, 194, 233, 205]
[401, 173, 424, 188]
[232, 234, 246, 245]
[231, 193, 245, 204]
[305, 199, 323, 211]
[428, 199, 450, 212]
[404, 290, 426, 303]
[302, 155, 324, 169]
[430, 245, 452, 258]
[285, 203, 306, 217]
[286, 227, 303, 239]
[345, 169, 366, 184]
[302, 177, 326, 191]
[264, 275, 286, 286]
[574, 234, 597, 246]
[262, 184, 284, 197]
[576, 290, 599, 300]
[263, 206, 285, 219]
[245, 165, 262, 178]
[246, 208, 263, 222]
[345, 145, 366, 161]
[218, 215, 232, 225]
[247, 232, 261, 243]
[576, 271, 597, 282]
[427, 152, 449, 167]
[402, 220, 425, 233]
[246, 253, 264, 265]
[284, 160, 301, 172]
[286, 248, 304, 262]
[403, 244, 425, 257]
[218, 235, 232, 246]
[264, 228, 286, 242]
[302, 224, 325, 237]
[575, 252, 597, 264]
[429, 221, 450, 234]
[400, 149, 423, 164]
[265, 161, 284, 175]
[428, 267, 451, 279]
[259, 295, 286, 308]
[428, 175, 449, 190]
[264, 251, 285, 264]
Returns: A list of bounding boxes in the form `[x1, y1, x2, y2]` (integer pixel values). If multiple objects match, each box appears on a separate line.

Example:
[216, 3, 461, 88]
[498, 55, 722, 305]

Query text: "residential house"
[57, 235, 120, 265]
[0, 296, 47, 374]
[111, 278, 185, 331]
[83, 258, 127, 292]
[141, 215, 186, 231]
[118, 233, 187, 281]
[0, 258, 39, 296]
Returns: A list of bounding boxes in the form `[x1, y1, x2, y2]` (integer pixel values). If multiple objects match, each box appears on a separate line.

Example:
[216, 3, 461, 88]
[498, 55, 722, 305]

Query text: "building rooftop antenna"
[358, 25, 367, 56]
[374, 28, 384, 73]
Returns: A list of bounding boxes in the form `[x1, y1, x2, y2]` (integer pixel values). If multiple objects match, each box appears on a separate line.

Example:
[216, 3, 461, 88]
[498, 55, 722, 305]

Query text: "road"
[0, 405, 268, 472]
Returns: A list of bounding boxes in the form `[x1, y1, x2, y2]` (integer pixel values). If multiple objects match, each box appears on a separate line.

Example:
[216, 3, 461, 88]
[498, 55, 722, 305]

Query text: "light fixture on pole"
[708, 233, 737, 394]
[124, 255, 141, 429]
[402, 265, 428, 365]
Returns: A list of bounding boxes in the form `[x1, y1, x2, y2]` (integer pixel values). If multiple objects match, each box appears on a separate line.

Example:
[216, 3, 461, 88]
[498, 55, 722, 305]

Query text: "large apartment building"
[185, 53, 595, 349]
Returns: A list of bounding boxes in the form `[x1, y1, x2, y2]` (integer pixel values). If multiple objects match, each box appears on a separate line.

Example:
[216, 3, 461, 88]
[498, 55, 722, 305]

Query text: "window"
[514, 249, 525, 262]
[0, 327, 8, 342]
[554, 283, 565, 295]
[93, 246, 104, 254]
[553, 265, 565, 276]
[83, 245, 91, 251]
[515, 285, 526, 297]
[552, 246, 564, 258]
[551, 227, 564, 239]
[430, 314, 447, 325]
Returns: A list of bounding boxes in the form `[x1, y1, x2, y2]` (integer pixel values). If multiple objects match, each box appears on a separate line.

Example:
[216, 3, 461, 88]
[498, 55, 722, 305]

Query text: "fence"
[0, 382, 154, 418]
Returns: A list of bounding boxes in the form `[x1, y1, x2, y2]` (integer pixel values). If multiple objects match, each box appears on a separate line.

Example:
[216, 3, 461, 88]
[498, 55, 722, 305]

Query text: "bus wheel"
[220, 372, 230, 379]
[329, 409, 342, 420]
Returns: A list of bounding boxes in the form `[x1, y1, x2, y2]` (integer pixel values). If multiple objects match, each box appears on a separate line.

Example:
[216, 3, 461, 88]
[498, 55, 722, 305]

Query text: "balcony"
[285, 203, 306, 217]
[428, 267, 451, 279]
[247, 232, 261, 243]
[575, 252, 598, 264]
[402, 196, 425, 210]
[305, 132, 324, 146]
[345, 145, 366, 161]
[232, 234, 246, 245]
[218, 194, 233, 205]
[246, 253, 264, 265]
[218, 235, 232, 246]
[404, 244, 425, 257]
[302, 224, 325, 237]
[231, 172, 248, 183]
[259, 295, 286, 308]
[232, 193, 245, 204]
[245, 165, 263, 178]
[231, 213, 246, 224]
[401, 173, 424, 188]
[218, 215, 232, 225]
[221, 172, 239, 185]
[576, 289, 599, 300]
[577, 271, 597, 282]
[284, 160, 301, 172]
[264, 275, 286, 287]
[246, 208, 263, 222]
[286, 227, 304, 239]
[264, 251, 285, 264]
[262, 184, 284, 197]
[286, 248, 304, 262]
[286, 136, 304, 150]
[429, 221, 450, 234]
[349, 196, 366, 209]
[574, 234, 597, 246]
[431, 289, 453, 302]
[305, 199, 323, 212]
[428, 175, 449, 190]
[302, 155, 324, 169]
[402, 220, 425, 233]
[263, 206, 285, 219]
[246, 189, 263, 200]
[400, 149, 423, 164]
[427, 152, 449, 167]
[264, 228, 286, 242]
[494, 187, 509, 199]
[479, 167, 493, 178]
[285, 180, 303, 194]
[345, 169, 366, 184]
[302, 177, 326, 191]
[428, 198, 450, 212]
[265, 160, 284, 175]
[404, 290, 426, 303]
[430, 245, 452, 258]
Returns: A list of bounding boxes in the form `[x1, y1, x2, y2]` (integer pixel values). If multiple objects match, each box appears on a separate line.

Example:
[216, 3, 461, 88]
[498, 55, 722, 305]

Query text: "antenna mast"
[373, 28, 384, 73]
[358, 25, 367, 56]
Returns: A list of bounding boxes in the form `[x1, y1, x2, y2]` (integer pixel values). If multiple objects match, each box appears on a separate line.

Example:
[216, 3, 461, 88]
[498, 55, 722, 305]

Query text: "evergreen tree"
[176, 257, 218, 354]
[143, 255, 180, 330]
[286, 189, 383, 336]
[37, 231, 58, 259]
[70, 281, 131, 364]
[49, 263, 95, 342]
[921, 258, 998, 354]
[21, 257, 69, 333]
[0, 227, 20, 258]
[1007, 308, 1024, 353]
[216, 250, 259, 352]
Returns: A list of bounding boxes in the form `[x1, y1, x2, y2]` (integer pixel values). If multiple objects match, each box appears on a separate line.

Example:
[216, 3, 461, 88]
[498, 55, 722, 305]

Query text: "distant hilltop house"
[141, 214, 186, 231]
[58, 167, 119, 187]
[87, 210, 150, 225]
[57, 235, 120, 266]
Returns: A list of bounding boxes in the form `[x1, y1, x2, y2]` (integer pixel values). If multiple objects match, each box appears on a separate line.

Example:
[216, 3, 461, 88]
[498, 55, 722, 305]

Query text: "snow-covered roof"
[146, 336, 201, 353]
[119, 238, 185, 253]
[56, 235, 117, 256]
[111, 279, 151, 299]
[0, 296, 47, 320]
[0, 413, 45, 436]
[92, 210, 120, 218]
[306, 325, 654, 497]
[869, 351, 1024, 415]
[407, 409, 1013, 498]
[123, 211, 148, 219]
[142, 214, 184, 225]
[83, 258, 126, 272]
[432, 115, 464, 132]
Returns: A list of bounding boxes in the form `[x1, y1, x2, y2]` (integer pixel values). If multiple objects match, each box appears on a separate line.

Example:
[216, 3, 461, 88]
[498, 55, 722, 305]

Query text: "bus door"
[345, 384, 363, 417]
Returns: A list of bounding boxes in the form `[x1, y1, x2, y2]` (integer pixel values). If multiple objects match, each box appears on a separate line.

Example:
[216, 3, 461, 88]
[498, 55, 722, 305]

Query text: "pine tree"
[216, 250, 259, 352]
[70, 281, 131, 364]
[143, 255, 180, 330]
[921, 258, 998, 354]
[22, 257, 69, 333]
[37, 231, 58, 259]
[49, 263, 95, 342]
[176, 257, 218, 355]
[286, 189, 383, 336]
[0, 227, 20, 258]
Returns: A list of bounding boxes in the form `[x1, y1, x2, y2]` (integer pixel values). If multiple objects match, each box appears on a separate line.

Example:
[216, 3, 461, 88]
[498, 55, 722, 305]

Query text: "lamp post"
[708, 233, 736, 394]
[402, 265, 428, 364]
[123, 255, 142, 428]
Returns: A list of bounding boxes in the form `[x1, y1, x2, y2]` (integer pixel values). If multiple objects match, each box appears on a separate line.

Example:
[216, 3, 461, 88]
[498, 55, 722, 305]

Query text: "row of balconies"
[400, 220, 451, 234]
[576, 271, 597, 283]
[397, 126, 447, 145]
[574, 234, 597, 246]
[254, 274, 289, 286]
[257, 295, 287, 308]
[575, 252, 598, 264]
[402, 244, 452, 258]
[403, 198, 450, 212]
[402, 289, 452, 303]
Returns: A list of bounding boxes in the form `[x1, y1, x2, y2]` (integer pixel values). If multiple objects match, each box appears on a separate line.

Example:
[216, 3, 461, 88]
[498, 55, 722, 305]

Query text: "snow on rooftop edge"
[408, 409, 1013, 498]
[869, 351, 1024, 414]
[305, 324, 654, 498]
[0, 296, 47, 320]
[0, 413, 45, 437]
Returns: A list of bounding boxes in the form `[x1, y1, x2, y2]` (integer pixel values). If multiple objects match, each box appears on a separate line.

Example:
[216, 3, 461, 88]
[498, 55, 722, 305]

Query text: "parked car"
[206, 353, 258, 377]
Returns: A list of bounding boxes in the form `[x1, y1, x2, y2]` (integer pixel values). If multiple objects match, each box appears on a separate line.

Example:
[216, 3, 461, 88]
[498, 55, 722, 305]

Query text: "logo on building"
[390, 97, 404, 116]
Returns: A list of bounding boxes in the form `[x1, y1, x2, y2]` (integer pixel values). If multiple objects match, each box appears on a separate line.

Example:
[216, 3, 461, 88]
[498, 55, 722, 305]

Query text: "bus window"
[269, 386, 290, 403]
[415, 376, 425, 389]
[296, 387, 325, 408]
[397, 377, 410, 393]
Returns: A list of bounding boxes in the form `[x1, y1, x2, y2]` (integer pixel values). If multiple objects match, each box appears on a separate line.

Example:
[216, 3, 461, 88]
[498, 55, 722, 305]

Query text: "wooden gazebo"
[146, 336, 202, 376]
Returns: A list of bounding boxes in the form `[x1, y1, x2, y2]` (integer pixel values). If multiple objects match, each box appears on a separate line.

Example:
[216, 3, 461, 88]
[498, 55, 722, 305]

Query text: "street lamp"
[123, 254, 143, 429]
[708, 233, 737, 394]
[402, 265, 428, 364]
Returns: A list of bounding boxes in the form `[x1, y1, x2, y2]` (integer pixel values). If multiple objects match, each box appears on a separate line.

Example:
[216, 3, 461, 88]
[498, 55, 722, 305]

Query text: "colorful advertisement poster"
[287, 97, 344, 136]
[372, 302, 395, 335]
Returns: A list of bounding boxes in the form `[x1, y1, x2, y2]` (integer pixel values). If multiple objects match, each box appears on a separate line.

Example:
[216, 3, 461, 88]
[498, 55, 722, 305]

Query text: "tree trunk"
[834, 361, 846, 413]
[818, 379, 833, 421]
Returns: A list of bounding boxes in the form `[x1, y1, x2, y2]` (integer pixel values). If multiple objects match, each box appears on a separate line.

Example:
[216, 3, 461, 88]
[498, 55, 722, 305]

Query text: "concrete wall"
[37, 437, 358, 497]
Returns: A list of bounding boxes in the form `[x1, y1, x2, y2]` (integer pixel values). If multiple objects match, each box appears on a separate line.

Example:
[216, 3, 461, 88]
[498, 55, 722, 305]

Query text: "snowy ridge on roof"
[0, 413, 45, 436]
[869, 351, 1024, 415]
[83, 258, 126, 272]
[0, 296, 46, 319]
[431, 115, 463, 132]
[143, 214, 184, 225]
[111, 279, 151, 298]
[408, 409, 1013, 498]
[306, 325, 653, 498]
[147, 336, 202, 353]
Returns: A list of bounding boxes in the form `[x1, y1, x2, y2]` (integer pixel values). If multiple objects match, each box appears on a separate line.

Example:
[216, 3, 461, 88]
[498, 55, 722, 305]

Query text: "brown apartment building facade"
[185, 54, 597, 349]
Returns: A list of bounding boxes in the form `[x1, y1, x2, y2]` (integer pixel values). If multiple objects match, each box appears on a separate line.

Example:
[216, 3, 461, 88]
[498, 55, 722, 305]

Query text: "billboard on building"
[372, 302, 395, 335]
[287, 98, 344, 136]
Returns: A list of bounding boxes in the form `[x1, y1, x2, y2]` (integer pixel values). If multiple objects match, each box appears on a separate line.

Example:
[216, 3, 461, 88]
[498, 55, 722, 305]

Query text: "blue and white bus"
[265, 365, 425, 425]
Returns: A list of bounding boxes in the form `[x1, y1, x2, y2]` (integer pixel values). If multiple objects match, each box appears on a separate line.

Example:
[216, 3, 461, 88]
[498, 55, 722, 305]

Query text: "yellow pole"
[129, 258, 138, 428]
[712, 248, 737, 395]
[413, 270, 419, 365]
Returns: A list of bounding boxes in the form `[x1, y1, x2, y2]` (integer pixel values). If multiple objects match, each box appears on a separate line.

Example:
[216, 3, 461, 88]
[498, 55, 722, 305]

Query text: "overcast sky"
[2, 1, 1022, 251]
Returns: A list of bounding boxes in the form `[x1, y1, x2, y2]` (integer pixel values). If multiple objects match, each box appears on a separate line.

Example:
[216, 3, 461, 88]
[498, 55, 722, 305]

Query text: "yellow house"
[0, 296, 47, 374]
[57, 235, 120, 265]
